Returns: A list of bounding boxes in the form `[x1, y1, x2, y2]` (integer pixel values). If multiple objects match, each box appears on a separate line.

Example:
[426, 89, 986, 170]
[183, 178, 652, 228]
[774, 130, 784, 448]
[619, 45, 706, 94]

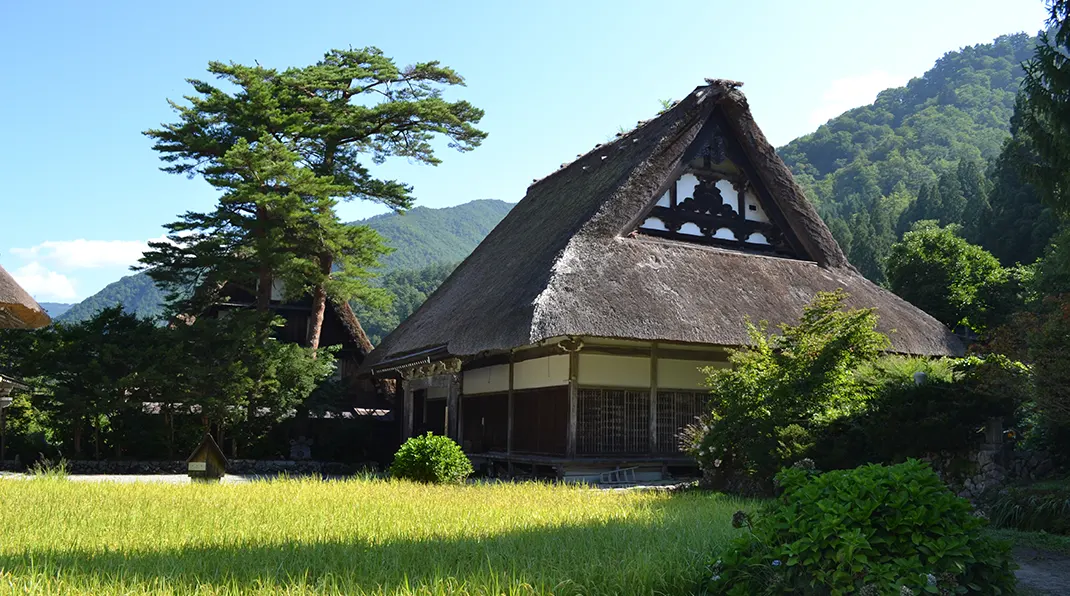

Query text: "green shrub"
[705, 460, 1016, 595]
[808, 354, 1029, 471]
[685, 290, 888, 492]
[389, 432, 473, 484]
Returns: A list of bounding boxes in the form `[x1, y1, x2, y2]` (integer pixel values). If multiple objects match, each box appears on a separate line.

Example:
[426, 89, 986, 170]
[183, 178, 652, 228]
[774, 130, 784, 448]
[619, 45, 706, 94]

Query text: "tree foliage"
[1018, 0, 1070, 216]
[684, 291, 888, 490]
[885, 222, 1007, 330]
[139, 47, 486, 351]
[351, 261, 456, 345]
[0, 308, 335, 460]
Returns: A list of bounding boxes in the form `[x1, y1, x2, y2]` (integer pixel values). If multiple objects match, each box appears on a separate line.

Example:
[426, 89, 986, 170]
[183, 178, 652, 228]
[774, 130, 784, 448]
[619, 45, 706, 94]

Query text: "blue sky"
[0, 0, 1049, 302]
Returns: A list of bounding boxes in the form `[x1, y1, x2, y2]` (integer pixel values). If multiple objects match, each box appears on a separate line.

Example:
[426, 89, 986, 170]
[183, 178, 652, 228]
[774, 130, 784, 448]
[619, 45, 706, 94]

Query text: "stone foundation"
[923, 448, 1055, 501]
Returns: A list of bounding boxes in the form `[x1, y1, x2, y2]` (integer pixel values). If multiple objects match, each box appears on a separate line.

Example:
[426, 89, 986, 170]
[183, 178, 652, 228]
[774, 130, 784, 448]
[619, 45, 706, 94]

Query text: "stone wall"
[923, 447, 1055, 501]
[0, 458, 378, 476]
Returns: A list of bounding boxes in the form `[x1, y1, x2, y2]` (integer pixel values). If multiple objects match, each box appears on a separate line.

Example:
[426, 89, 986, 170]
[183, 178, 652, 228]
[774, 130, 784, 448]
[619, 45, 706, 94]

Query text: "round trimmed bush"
[389, 432, 473, 483]
[705, 460, 1016, 595]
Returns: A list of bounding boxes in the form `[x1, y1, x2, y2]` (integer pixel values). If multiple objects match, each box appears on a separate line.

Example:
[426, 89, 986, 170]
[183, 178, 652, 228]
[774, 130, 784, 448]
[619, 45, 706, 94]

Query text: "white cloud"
[808, 71, 908, 128]
[10, 237, 164, 270]
[11, 262, 78, 302]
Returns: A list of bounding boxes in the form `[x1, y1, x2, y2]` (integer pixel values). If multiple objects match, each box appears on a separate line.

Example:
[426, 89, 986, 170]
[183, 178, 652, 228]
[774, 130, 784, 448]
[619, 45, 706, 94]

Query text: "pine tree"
[140, 48, 486, 351]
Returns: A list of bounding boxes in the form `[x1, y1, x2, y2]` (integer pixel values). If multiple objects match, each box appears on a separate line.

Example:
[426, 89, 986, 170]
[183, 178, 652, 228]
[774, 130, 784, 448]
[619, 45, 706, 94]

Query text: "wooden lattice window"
[655, 391, 709, 453]
[577, 388, 650, 455]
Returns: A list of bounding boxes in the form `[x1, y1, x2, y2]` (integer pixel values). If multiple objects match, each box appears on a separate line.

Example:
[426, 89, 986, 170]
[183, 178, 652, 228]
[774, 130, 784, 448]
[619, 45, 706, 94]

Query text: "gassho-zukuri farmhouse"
[360, 79, 963, 482]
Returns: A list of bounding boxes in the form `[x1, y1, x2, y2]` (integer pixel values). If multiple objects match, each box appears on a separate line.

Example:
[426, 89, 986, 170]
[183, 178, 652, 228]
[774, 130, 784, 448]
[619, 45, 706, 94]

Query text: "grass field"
[0, 477, 749, 595]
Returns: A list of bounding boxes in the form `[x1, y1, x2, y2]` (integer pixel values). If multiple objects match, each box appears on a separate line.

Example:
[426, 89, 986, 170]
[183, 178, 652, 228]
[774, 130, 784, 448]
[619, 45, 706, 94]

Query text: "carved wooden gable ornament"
[633, 113, 811, 261]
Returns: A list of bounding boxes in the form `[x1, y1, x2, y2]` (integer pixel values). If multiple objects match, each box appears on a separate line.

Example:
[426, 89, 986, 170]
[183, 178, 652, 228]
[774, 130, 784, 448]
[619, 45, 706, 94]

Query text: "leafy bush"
[705, 460, 1016, 596]
[389, 432, 472, 484]
[808, 354, 1029, 471]
[684, 290, 888, 493]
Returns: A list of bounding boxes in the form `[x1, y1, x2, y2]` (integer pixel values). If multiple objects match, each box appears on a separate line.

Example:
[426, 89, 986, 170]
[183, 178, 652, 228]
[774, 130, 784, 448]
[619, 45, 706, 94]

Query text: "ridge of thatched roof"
[362, 81, 962, 370]
[0, 264, 50, 329]
[331, 298, 374, 355]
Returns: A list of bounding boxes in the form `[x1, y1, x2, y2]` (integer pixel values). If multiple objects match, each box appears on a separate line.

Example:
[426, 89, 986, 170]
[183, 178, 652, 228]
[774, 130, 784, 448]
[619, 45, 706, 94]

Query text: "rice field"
[0, 477, 749, 595]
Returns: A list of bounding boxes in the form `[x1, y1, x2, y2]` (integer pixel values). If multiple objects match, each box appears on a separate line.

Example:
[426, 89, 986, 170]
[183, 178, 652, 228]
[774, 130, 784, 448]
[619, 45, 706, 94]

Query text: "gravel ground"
[1014, 547, 1070, 595]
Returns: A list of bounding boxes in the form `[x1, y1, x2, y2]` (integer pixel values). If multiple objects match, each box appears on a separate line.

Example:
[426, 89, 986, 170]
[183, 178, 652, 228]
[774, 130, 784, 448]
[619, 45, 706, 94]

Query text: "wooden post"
[649, 342, 659, 454]
[456, 374, 465, 446]
[401, 379, 413, 441]
[567, 348, 579, 458]
[507, 352, 515, 458]
[447, 375, 460, 440]
[0, 402, 6, 462]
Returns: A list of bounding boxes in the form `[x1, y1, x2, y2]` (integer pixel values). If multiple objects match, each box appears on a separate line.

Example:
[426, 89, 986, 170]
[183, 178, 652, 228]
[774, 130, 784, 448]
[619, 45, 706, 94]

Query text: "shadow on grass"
[0, 494, 745, 594]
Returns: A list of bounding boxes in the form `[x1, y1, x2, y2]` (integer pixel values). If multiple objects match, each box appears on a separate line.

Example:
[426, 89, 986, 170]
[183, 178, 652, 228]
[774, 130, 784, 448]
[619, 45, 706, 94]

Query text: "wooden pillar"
[0, 402, 6, 462]
[401, 379, 413, 441]
[567, 349, 579, 458]
[456, 374, 465, 446]
[649, 342, 659, 454]
[507, 352, 515, 457]
[447, 375, 460, 440]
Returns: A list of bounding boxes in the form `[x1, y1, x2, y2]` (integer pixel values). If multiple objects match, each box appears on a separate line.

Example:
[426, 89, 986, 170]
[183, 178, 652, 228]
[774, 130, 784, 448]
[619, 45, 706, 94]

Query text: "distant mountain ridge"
[39, 302, 74, 318]
[57, 199, 514, 323]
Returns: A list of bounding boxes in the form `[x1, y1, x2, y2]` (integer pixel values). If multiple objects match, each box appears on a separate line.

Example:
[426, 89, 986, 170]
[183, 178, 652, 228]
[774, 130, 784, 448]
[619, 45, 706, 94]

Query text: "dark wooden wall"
[512, 387, 568, 456]
[461, 392, 508, 453]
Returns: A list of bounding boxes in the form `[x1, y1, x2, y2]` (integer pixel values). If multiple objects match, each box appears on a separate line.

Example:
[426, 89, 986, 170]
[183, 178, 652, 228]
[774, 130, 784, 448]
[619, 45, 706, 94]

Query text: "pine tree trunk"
[73, 422, 83, 457]
[307, 252, 333, 356]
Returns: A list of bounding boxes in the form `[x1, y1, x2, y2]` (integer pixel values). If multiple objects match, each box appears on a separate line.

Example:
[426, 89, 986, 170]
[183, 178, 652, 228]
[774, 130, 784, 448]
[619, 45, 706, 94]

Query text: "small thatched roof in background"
[363, 80, 962, 371]
[0, 264, 50, 329]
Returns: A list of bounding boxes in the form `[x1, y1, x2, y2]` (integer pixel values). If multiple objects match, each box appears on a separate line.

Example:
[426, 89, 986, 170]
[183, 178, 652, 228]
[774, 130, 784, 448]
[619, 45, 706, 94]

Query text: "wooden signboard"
[186, 433, 227, 482]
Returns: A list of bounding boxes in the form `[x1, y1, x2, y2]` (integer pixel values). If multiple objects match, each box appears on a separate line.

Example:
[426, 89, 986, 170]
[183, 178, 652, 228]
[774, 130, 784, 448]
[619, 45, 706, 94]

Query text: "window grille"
[655, 391, 708, 453]
[577, 388, 649, 455]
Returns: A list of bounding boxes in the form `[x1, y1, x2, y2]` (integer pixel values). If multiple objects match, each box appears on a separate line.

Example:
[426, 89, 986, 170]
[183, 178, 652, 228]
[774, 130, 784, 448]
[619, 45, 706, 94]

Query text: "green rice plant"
[0, 476, 752, 595]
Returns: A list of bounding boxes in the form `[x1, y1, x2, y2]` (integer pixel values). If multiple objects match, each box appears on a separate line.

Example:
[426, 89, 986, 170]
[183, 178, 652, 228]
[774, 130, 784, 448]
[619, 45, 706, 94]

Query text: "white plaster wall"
[514, 354, 570, 390]
[658, 359, 730, 390]
[577, 354, 651, 388]
[462, 364, 510, 395]
[744, 190, 771, 223]
[677, 173, 700, 201]
[716, 179, 739, 213]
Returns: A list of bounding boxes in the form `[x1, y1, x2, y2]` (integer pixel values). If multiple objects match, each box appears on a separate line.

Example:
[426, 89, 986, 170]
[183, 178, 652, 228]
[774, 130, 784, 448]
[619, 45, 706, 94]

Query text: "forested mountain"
[363, 199, 512, 271]
[57, 199, 513, 324]
[351, 262, 457, 345]
[58, 273, 167, 323]
[779, 33, 1055, 280]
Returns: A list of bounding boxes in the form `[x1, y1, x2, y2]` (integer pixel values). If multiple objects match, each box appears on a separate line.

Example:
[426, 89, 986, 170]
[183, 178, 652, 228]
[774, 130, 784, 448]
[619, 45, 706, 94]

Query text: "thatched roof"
[363, 80, 962, 370]
[0, 264, 50, 329]
[209, 281, 373, 356]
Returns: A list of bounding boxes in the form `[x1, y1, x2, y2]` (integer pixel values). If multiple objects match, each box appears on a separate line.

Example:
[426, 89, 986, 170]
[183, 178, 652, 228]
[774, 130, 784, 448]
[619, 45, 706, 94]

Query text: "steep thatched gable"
[363, 80, 962, 370]
[0, 264, 50, 329]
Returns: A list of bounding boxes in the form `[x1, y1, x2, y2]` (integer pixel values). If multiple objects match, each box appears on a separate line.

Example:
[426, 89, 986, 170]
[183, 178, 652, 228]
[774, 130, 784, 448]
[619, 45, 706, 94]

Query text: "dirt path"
[1015, 547, 1070, 594]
